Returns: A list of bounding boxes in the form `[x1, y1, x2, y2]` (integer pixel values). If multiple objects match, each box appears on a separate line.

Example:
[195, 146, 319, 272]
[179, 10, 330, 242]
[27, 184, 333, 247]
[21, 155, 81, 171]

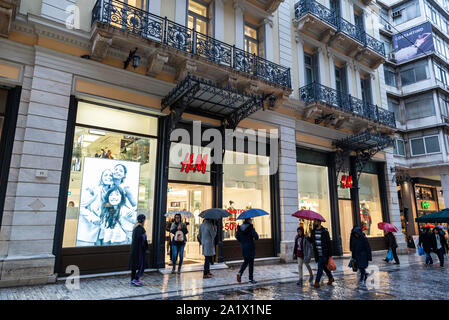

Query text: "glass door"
[338, 199, 353, 253]
[166, 183, 212, 264]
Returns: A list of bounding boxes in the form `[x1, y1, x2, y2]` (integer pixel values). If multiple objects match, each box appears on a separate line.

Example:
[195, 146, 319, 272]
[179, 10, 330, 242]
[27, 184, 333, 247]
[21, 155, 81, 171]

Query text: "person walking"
[170, 214, 188, 274]
[236, 218, 259, 284]
[384, 230, 400, 264]
[293, 226, 313, 286]
[310, 219, 334, 288]
[129, 214, 149, 287]
[198, 219, 217, 279]
[432, 227, 449, 267]
[419, 227, 434, 265]
[350, 226, 372, 285]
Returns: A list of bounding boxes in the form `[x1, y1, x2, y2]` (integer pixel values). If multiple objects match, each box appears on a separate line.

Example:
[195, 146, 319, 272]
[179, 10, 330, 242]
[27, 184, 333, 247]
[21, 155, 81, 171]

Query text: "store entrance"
[166, 183, 212, 265]
[339, 199, 353, 253]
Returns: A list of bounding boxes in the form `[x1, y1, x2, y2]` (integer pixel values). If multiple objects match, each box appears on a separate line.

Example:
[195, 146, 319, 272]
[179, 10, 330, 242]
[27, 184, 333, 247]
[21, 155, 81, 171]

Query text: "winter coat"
[293, 235, 313, 263]
[385, 232, 398, 249]
[309, 227, 332, 263]
[350, 226, 372, 269]
[432, 232, 449, 254]
[129, 224, 149, 270]
[170, 221, 188, 245]
[198, 220, 217, 257]
[419, 231, 434, 253]
[236, 223, 259, 259]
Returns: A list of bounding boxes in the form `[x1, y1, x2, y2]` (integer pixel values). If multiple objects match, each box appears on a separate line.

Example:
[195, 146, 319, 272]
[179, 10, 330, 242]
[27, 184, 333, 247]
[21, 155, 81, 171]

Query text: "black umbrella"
[199, 208, 231, 220]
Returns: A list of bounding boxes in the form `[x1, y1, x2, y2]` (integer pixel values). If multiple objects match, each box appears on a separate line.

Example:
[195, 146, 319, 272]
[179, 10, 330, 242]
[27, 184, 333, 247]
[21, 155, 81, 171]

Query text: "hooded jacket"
[236, 223, 259, 259]
[350, 226, 372, 269]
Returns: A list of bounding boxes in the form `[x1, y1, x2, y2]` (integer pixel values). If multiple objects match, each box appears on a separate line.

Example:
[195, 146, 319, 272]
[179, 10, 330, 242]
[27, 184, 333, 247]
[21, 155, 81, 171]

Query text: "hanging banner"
[393, 22, 434, 63]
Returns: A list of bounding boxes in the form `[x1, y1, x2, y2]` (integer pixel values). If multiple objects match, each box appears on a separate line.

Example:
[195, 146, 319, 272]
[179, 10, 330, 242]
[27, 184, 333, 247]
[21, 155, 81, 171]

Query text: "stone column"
[346, 62, 355, 96]
[370, 73, 377, 105]
[234, 1, 244, 49]
[214, 0, 225, 41]
[263, 17, 274, 62]
[328, 52, 336, 89]
[440, 174, 449, 209]
[175, 0, 187, 25]
[348, 1, 355, 24]
[317, 47, 326, 85]
[296, 36, 305, 88]
[355, 65, 362, 100]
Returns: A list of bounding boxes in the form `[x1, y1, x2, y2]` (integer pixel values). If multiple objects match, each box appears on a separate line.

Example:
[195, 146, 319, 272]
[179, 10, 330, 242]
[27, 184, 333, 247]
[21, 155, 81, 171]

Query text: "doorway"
[166, 183, 212, 265]
[338, 199, 353, 253]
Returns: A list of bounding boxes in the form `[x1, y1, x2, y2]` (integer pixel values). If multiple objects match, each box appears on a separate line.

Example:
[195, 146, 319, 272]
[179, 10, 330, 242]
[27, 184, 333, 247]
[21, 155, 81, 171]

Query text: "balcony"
[90, 0, 291, 104]
[294, 0, 385, 69]
[299, 82, 396, 131]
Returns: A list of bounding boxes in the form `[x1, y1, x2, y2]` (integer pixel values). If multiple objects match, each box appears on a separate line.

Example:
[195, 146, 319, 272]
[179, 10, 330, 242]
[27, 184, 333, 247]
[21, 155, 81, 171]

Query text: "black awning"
[161, 74, 265, 129]
[334, 131, 393, 152]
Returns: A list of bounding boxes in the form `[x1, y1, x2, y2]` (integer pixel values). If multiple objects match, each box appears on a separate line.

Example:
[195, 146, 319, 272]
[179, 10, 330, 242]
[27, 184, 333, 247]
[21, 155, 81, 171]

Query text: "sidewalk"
[0, 253, 426, 300]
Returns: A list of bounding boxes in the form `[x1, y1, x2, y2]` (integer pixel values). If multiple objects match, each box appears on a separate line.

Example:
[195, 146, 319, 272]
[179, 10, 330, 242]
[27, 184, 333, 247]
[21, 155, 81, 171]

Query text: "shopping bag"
[418, 246, 424, 256]
[327, 257, 337, 271]
[386, 249, 393, 261]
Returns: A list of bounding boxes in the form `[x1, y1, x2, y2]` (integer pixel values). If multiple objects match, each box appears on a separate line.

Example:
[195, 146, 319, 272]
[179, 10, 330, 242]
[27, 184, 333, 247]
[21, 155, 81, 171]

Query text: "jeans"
[315, 256, 333, 283]
[436, 248, 445, 267]
[425, 251, 433, 265]
[297, 257, 313, 281]
[172, 244, 185, 268]
[359, 267, 366, 283]
[239, 258, 255, 281]
[204, 256, 213, 275]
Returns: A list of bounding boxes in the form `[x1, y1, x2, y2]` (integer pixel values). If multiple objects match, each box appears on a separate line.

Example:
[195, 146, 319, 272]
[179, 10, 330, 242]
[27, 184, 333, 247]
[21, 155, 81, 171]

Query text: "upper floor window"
[188, 0, 209, 34]
[304, 53, 318, 85]
[410, 135, 441, 155]
[244, 24, 259, 56]
[126, 0, 149, 10]
[404, 92, 436, 120]
[384, 66, 397, 87]
[393, 139, 406, 156]
[400, 60, 429, 86]
[388, 97, 400, 120]
[393, 0, 420, 25]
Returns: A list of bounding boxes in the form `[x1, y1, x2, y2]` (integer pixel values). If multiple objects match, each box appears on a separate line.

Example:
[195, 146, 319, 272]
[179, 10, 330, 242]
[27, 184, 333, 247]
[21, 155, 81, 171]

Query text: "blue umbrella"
[236, 208, 269, 220]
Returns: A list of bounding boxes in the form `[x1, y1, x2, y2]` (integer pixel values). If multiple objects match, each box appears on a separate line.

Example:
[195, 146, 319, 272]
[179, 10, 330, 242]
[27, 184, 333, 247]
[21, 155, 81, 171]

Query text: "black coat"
[419, 231, 434, 253]
[309, 227, 332, 263]
[170, 221, 188, 245]
[431, 232, 449, 254]
[129, 225, 149, 270]
[350, 227, 372, 269]
[236, 223, 259, 259]
[385, 232, 398, 249]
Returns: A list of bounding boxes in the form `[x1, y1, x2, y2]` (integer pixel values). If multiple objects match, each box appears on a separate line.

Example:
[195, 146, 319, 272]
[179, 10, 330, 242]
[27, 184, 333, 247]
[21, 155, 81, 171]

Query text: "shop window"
[415, 186, 439, 215]
[297, 163, 332, 236]
[359, 173, 384, 238]
[62, 102, 158, 248]
[244, 23, 259, 56]
[188, 0, 209, 34]
[222, 152, 272, 241]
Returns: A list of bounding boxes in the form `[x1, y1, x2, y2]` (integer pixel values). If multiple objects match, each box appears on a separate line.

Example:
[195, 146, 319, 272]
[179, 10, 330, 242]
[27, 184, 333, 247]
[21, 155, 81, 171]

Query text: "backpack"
[174, 230, 185, 242]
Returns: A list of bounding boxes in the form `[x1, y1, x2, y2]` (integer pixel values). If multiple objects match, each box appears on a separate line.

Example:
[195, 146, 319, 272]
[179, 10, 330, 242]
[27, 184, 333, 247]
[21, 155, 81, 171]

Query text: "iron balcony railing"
[299, 82, 396, 128]
[294, 0, 385, 57]
[92, 0, 292, 88]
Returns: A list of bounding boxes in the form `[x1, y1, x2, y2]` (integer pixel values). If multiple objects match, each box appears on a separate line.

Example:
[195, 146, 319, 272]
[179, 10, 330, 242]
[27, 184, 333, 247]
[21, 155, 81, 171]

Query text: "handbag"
[418, 246, 424, 256]
[386, 249, 393, 261]
[327, 257, 337, 271]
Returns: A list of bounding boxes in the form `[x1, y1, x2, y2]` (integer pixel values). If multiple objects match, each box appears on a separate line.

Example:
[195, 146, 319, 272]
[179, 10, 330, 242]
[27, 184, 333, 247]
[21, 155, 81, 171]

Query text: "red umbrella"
[378, 222, 398, 233]
[292, 209, 326, 222]
[423, 224, 435, 228]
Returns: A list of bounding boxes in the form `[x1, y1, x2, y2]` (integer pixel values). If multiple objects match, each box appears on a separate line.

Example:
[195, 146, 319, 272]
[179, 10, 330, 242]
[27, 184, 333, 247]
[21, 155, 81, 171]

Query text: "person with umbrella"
[198, 218, 217, 279]
[350, 226, 372, 285]
[419, 226, 434, 265]
[432, 227, 449, 267]
[310, 218, 334, 288]
[170, 213, 188, 274]
[384, 230, 400, 265]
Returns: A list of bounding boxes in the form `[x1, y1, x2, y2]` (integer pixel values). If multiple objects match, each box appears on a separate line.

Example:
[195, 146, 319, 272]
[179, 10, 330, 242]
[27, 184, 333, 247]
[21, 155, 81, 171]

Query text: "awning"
[415, 209, 449, 223]
[334, 131, 393, 152]
[161, 74, 266, 130]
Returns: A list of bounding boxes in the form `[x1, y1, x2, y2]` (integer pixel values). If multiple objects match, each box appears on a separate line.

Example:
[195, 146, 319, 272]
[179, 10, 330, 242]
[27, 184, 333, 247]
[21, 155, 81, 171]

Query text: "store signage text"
[180, 153, 208, 174]
[340, 175, 353, 189]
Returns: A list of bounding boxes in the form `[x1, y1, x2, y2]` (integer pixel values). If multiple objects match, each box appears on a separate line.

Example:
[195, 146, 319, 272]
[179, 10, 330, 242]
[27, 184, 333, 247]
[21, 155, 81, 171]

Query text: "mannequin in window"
[360, 202, 372, 235]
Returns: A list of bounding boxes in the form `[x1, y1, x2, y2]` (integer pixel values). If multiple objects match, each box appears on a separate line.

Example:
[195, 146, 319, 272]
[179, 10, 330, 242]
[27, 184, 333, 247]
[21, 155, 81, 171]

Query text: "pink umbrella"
[378, 222, 398, 233]
[292, 209, 326, 222]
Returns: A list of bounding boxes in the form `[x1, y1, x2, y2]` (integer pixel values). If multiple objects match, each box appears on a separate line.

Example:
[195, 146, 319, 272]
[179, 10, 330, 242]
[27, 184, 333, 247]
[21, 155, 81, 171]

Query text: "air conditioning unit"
[392, 10, 402, 18]
[388, 52, 396, 62]
[385, 24, 393, 32]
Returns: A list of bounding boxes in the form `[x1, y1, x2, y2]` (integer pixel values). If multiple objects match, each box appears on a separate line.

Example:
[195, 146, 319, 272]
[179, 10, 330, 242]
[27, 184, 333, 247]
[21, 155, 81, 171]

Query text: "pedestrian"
[384, 230, 400, 264]
[236, 218, 259, 284]
[432, 227, 449, 267]
[293, 226, 313, 286]
[129, 214, 149, 287]
[418, 227, 434, 265]
[170, 214, 188, 274]
[309, 219, 334, 288]
[350, 226, 372, 285]
[198, 219, 217, 279]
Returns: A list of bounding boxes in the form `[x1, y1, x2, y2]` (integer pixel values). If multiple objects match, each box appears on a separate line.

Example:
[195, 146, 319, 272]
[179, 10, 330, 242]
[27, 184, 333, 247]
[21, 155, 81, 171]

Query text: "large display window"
[62, 102, 158, 248]
[222, 152, 272, 240]
[359, 172, 384, 238]
[297, 163, 332, 236]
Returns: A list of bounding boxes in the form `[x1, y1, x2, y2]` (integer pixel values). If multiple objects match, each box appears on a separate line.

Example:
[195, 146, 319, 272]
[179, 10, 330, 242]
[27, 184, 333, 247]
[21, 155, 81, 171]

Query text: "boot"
[177, 264, 182, 274]
[313, 282, 320, 288]
[171, 265, 176, 274]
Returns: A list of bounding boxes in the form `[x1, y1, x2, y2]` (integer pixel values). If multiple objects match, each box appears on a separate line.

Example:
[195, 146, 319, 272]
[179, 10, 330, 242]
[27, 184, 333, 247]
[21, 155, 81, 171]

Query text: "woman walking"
[350, 226, 372, 285]
[129, 214, 149, 287]
[170, 214, 188, 274]
[293, 226, 313, 286]
[384, 230, 400, 264]
[198, 219, 217, 279]
[419, 227, 434, 265]
[236, 218, 259, 284]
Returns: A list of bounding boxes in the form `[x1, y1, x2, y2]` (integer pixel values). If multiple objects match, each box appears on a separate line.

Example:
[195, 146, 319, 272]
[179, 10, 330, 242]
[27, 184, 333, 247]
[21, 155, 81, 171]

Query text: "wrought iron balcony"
[299, 82, 396, 128]
[92, 0, 291, 88]
[294, 0, 385, 57]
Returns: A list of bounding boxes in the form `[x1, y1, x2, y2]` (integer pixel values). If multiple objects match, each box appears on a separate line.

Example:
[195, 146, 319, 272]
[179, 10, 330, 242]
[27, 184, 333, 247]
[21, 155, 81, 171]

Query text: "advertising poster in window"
[393, 22, 434, 63]
[75, 157, 141, 247]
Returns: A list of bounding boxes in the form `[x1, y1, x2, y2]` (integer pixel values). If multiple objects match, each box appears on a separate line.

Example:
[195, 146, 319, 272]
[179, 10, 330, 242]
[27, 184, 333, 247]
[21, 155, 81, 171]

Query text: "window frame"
[410, 135, 441, 156]
[244, 22, 260, 56]
[187, 0, 210, 35]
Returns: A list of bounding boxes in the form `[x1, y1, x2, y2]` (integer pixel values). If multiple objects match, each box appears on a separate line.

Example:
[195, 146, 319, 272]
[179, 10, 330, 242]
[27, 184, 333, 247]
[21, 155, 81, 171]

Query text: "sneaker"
[171, 268, 176, 274]
[249, 280, 257, 284]
[236, 274, 241, 283]
[133, 280, 143, 287]
[296, 280, 303, 286]
[203, 274, 212, 279]
[130, 280, 136, 285]
[327, 278, 335, 285]
[313, 282, 320, 288]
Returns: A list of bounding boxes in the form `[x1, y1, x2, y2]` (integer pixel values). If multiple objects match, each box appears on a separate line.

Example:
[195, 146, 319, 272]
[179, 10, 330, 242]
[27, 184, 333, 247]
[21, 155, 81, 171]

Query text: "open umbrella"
[165, 210, 194, 218]
[236, 208, 269, 220]
[199, 208, 231, 220]
[423, 224, 435, 228]
[292, 209, 326, 222]
[378, 222, 398, 233]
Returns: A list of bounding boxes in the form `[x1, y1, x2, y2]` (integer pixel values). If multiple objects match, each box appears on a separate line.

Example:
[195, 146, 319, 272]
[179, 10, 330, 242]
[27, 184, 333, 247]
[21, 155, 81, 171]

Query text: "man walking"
[419, 227, 434, 265]
[309, 219, 334, 288]
[432, 227, 449, 267]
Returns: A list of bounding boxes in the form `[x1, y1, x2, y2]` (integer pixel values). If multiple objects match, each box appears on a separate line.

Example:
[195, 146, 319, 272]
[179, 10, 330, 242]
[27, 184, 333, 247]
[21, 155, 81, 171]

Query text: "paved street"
[0, 252, 448, 300]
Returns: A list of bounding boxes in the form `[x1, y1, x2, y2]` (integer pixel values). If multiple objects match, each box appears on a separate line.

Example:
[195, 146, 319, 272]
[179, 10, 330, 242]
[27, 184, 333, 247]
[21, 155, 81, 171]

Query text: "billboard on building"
[393, 22, 434, 63]
[76, 157, 140, 246]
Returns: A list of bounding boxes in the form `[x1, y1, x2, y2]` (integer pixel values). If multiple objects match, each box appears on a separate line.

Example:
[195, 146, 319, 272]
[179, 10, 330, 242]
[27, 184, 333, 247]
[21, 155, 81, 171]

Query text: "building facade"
[377, 0, 449, 243]
[0, 0, 404, 287]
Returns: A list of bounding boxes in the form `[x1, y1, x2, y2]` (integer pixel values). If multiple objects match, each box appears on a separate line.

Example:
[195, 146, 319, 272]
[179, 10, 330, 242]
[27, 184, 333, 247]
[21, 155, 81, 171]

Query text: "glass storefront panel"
[297, 163, 332, 236]
[222, 152, 271, 240]
[359, 172, 384, 238]
[63, 105, 158, 248]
